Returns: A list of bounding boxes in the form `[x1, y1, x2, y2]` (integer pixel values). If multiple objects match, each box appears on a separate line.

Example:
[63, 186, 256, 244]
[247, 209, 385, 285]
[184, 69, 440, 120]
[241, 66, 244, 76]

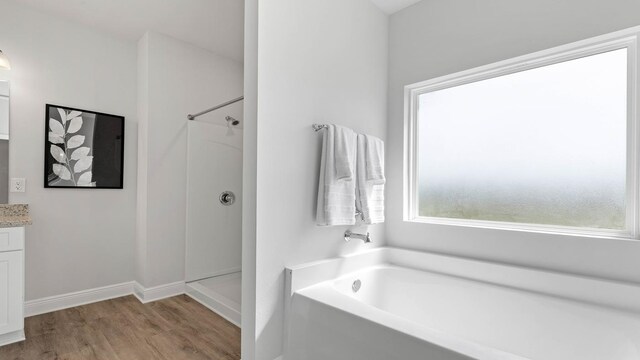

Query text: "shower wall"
[186, 119, 243, 281]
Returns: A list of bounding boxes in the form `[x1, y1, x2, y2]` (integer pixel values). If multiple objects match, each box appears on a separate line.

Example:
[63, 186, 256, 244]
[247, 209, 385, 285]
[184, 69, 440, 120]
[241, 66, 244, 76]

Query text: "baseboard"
[24, 280, 188, 317]
[0, 330, 25, 347]
[133, 281, 186, 304]
[185, 284, 241, 327]
[24, 282, 135, 317]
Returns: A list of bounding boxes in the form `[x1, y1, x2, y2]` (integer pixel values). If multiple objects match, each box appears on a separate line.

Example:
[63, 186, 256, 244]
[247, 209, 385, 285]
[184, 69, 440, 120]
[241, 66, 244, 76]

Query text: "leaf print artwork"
[57, 108, 67, 125]
[66, 110, 82, 120]
[74, 156, 93, 173]
[77, 171, 93, 186]
[67, 117, 83, 133]
[47, 106, 94, 187]
[50, 119, 64, 136]
[52, 164, 71, 180]
[50, 145, 66, 163]
[67, 135, 85, 149]
[48, 132, 64, 144]
[70, 147, 90, 160]
[45, 104, 124, 189]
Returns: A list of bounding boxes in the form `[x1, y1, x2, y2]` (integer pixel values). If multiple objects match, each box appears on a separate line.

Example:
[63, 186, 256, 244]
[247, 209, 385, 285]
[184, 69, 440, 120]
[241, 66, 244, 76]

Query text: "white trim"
[626, 38, 640, 238]
[185, 283, 241, 327]
[24, 280, 189, 318]
[0, 330, 25, 347]
[24, 281, 135, 317]
[133, 281, 186, 304]
[404, 29, 640, 240]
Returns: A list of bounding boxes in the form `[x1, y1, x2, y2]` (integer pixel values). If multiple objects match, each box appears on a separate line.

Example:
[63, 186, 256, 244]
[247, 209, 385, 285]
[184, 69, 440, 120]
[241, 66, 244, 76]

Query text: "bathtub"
[285, 248, 640, 360]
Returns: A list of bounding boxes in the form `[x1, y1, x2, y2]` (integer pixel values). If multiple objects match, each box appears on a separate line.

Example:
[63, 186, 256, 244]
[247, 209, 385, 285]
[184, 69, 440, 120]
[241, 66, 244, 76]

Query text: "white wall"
[136, 32, 243, 288]
[0, 0, 138, 300]
[387, 0, 640, 284]
[246, 0, 389, 358]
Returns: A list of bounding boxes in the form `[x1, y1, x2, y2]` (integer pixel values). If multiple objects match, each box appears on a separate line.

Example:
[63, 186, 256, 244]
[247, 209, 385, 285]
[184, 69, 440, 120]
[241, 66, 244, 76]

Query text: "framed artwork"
[44, 104, 124, 189]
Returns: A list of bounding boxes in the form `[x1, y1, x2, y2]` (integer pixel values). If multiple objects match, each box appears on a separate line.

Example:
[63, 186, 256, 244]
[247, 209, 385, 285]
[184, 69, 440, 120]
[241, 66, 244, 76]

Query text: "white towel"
[356, 134, 385, 224]
[365, 135, 385, 185]
[316, 125, 357, 226]
[335, 126, 356, 180]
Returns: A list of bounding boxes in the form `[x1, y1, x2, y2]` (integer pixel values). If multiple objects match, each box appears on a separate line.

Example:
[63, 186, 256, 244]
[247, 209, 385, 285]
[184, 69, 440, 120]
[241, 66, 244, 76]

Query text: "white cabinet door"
[0, 251, 23, 335]
[0, 94, 8, 140]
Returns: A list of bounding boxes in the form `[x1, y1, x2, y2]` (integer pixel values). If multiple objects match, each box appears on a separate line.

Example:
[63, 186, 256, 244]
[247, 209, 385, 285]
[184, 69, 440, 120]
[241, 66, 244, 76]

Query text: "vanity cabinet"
[0, 227, 24, 347]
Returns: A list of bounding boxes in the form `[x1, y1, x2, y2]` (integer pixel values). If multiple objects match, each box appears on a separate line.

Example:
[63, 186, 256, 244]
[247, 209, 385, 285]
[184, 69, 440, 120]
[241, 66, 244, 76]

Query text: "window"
[405, 35, 638, 238]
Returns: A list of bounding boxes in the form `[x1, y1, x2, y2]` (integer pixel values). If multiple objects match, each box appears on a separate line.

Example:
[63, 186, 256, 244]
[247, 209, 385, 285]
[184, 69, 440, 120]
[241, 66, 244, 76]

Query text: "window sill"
[405, 216, 639, 242]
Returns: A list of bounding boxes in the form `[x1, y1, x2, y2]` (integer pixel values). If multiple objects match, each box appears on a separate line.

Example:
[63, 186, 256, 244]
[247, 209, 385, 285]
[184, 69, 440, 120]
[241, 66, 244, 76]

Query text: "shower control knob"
[219, 191, 235, 206]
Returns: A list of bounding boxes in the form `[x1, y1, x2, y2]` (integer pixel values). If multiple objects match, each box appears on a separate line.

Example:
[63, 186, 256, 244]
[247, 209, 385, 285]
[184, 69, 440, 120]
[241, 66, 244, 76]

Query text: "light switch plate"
[10, 178, 25, 193]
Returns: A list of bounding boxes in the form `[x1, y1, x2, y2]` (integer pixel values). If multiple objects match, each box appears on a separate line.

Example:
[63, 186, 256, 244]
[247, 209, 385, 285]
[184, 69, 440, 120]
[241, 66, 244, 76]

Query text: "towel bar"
[312, 124, 329, 131]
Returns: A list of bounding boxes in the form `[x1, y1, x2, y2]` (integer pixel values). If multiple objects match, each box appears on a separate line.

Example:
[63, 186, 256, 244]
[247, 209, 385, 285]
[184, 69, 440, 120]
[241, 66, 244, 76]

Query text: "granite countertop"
[0, 204, 32, 227]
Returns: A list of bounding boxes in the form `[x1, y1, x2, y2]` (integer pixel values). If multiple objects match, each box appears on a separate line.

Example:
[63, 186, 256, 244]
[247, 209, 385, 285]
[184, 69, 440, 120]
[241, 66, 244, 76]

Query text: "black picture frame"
[44, 104, 125, 189]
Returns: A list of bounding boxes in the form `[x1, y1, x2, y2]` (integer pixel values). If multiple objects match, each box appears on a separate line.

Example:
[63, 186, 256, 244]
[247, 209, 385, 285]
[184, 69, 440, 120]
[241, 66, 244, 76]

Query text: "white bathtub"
[285, 248, 640, 360]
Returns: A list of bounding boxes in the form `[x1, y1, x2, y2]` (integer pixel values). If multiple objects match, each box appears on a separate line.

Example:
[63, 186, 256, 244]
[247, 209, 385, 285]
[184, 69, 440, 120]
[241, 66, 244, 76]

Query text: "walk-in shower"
[185, 96, 244, 327]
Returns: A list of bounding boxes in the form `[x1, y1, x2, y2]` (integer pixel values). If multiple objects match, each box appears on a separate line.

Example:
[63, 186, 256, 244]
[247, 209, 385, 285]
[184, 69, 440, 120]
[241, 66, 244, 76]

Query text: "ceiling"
[9, 0, 245, 62]
[370, 0, 423, 14]
[8, 0, 422, 62]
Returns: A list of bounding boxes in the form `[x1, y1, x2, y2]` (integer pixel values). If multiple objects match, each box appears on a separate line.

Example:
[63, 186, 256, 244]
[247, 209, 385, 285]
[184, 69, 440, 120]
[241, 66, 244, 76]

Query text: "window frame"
[403, 33, 639, 239]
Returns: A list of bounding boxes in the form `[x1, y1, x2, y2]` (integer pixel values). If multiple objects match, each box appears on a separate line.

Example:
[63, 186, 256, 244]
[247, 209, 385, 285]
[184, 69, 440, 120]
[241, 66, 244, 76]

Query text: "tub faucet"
[344, 230, 371, 243]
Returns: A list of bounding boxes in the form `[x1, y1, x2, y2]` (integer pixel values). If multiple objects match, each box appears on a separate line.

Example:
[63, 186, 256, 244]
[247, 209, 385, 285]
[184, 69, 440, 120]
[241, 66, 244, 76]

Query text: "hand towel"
[335, 125, 356, 180]
[356, 134, 385, 224]
[316, 125, 357, 226]
[365, 135, 385, 185]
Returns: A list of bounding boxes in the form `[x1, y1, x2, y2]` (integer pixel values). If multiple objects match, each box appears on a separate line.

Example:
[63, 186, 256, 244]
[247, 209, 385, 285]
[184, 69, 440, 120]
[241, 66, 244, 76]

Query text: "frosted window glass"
[418, 49, 628, 229]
